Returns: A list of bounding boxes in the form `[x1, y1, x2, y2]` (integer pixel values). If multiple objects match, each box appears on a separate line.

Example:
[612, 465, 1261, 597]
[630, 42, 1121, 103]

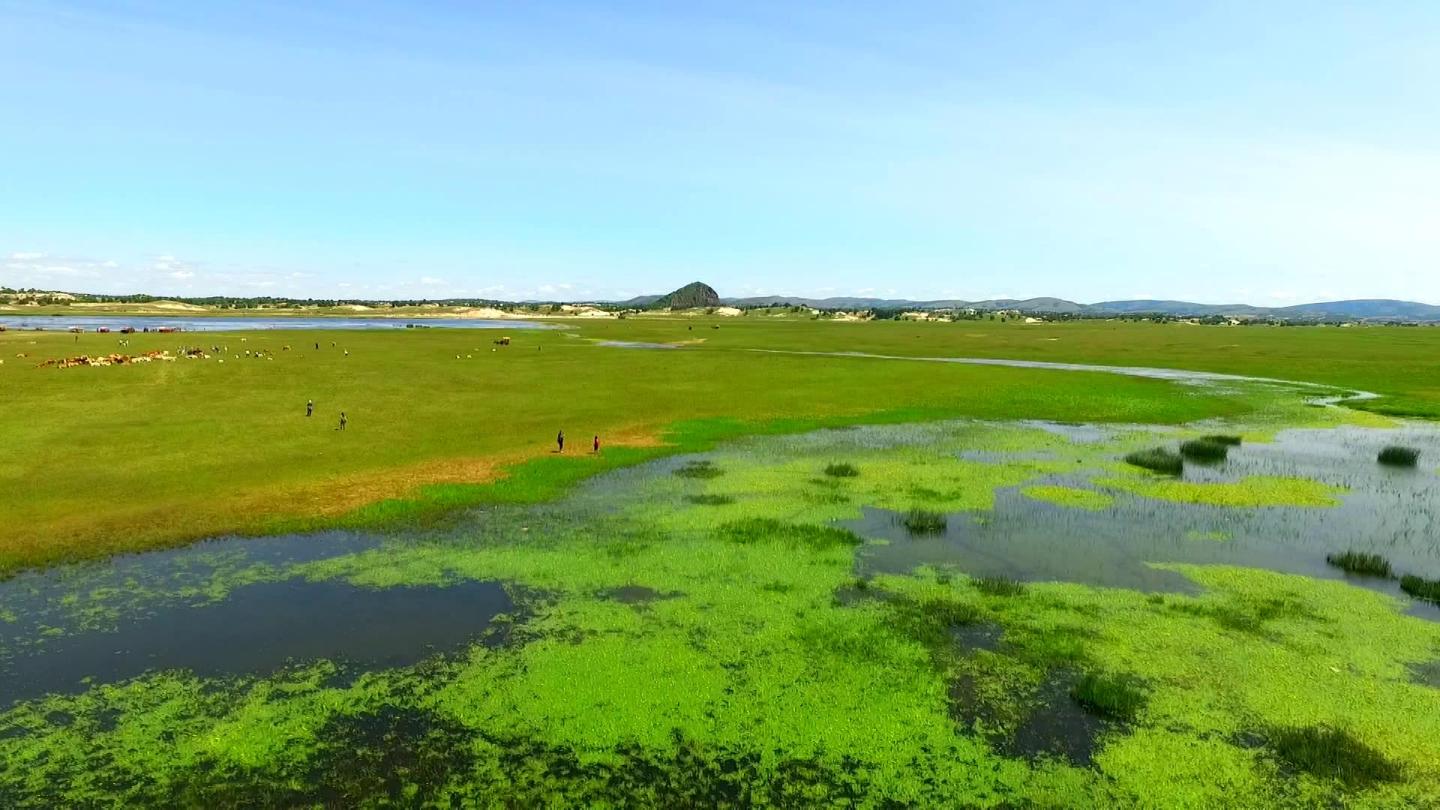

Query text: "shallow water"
[748, 348, 1373, 400]
[591, 340, 682, 349]
[0, 530, 513, 705]
[0, 579, 511, 706]
[851, 424, 1440, 618]
[0, 315, 553, 332]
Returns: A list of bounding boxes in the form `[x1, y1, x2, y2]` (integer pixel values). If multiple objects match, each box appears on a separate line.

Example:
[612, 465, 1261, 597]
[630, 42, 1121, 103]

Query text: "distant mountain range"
[618, 285, 1440, 322]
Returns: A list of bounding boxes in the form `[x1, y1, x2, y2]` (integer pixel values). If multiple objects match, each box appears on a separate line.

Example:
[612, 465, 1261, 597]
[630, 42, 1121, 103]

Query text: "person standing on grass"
[557, 430, 565, 453]
[306, 399, 314, 417]
[338, 412, 347, 431]
[593, 435, 600, 454]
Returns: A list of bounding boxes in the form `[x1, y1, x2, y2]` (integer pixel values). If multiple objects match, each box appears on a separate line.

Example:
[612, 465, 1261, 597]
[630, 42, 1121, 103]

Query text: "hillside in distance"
[705, 293, 1440, 322]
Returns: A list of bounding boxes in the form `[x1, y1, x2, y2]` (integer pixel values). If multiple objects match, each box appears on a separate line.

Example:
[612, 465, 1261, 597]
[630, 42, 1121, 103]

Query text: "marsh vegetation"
[1378, 445, 1421, 467]
[1124, 447, 1184, 475]
[1070, 673, 1147, 722]
[1325, 550, 1393, 578]
[4, 321, 1440, 806]
[1179, 438, 1230, 462]
[900, 508, 947, 535]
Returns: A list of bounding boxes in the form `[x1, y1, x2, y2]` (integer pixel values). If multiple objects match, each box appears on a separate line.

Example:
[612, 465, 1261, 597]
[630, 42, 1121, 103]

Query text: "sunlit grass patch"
[823, 462, 860, 478]
[900, 509, 947, 535]
[1020, 485, 1113, 511]
[1324, 551, 1393, 578]
[1070, 673, 1146, 722]
[1399, 574, 1440, 604]
[1124, 447, 1183, 476]
[1097, 475, 1343, 508]
[1378, 445, 1421, 468]
[1265, 725, 1401, 788]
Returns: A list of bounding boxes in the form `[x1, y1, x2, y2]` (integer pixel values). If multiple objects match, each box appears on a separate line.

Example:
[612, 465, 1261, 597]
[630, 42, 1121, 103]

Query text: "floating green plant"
[1098, 475, 1344, 508]
[1020, 485, 1112, 511]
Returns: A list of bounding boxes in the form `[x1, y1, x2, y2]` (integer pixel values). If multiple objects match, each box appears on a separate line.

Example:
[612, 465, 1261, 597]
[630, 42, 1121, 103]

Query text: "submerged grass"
[1399, 574, 1440, 604]
[1124, 447, 1184, 476]
[1265, 725, 1402, 788]
[674, 460, 724, 479]
[888, 595, 984, 652]
[901, 509, 947, 535]
[685, 494, 736, 506]
[1378, 445, 1421, 468]
[1325, 551, 1393, 578]
[1179, 439, 1230, 463]
[1201, 434, 1244, 447]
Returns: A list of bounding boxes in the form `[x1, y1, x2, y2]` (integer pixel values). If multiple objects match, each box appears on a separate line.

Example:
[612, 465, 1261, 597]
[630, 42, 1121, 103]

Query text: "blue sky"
[2, 1, 1438, 303]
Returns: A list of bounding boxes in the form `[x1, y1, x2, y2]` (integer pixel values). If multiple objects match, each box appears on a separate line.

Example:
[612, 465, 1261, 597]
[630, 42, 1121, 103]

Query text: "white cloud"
[419, 276, 446, 286]
[169, 270, 195, 280]
[8, 251, 45, 260]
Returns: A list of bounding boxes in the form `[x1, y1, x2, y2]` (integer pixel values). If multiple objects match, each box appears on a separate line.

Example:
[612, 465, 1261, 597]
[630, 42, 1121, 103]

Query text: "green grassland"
[2, 316, 1436, 573]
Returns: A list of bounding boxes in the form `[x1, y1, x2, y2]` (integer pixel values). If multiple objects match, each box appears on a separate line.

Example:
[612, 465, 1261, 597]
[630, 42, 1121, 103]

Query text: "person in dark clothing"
[593, 435, 600, 454]
[306, 399, 314, 417]
[338, 412, 347, 431]
[557, 430, 564, 452]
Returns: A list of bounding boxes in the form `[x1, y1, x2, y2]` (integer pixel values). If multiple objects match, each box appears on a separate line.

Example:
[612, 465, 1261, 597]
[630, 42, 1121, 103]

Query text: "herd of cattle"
[35, 347, 208, 369]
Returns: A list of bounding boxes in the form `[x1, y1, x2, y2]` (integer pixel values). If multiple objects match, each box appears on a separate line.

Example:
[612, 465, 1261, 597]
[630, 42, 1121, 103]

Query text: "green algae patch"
[1097, 475, 1345, 508]
[1021, 485, 1114, 511]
